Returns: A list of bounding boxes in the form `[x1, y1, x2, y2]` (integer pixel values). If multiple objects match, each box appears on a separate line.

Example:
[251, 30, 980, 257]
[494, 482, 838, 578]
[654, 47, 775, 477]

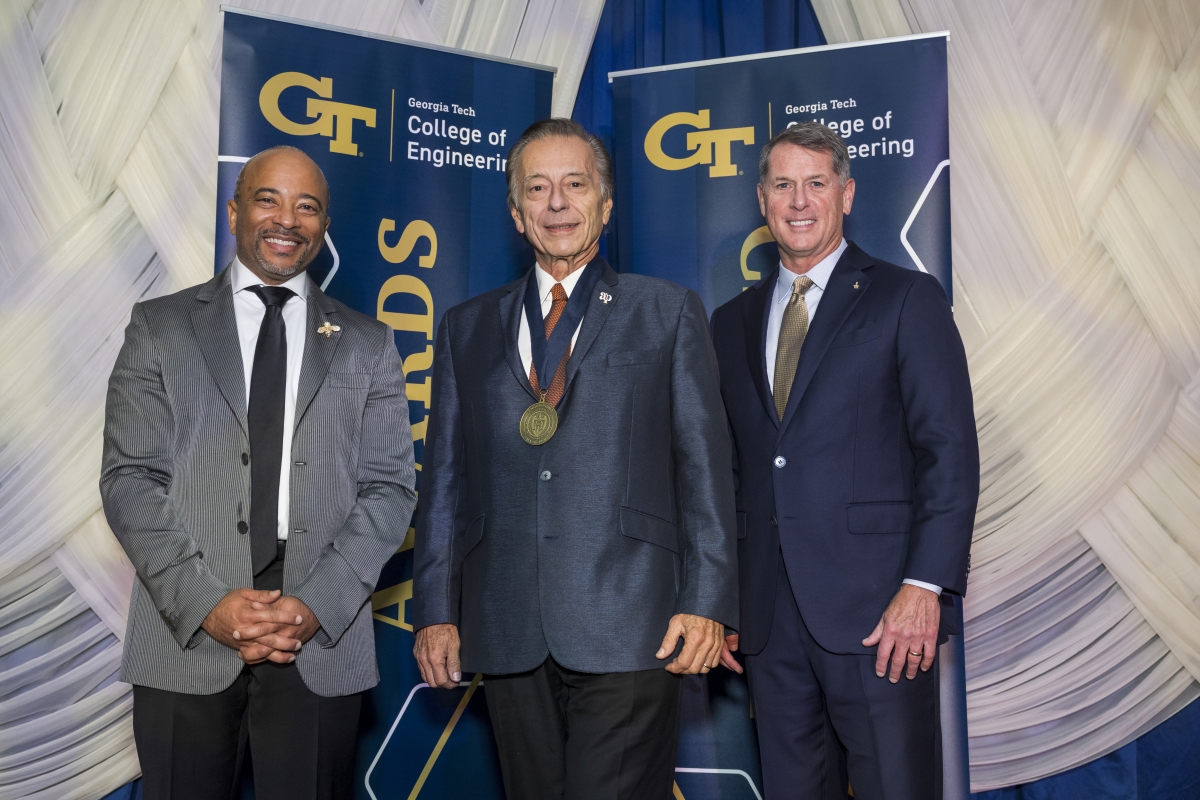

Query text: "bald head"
[226, 146, 331, 285]
[234, 145, 329, 211]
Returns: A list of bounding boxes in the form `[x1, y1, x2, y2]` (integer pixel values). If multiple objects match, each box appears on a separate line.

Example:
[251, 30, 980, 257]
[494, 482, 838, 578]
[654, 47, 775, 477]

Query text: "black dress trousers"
[746, 559, 941, 800]
[484, 656, 683, 800]
[132, 559, 362, 800]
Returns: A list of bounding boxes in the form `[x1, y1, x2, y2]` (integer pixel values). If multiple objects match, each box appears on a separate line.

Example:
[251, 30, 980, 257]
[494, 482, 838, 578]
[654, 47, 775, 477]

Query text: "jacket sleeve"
[100, 303, 230, 649]
[672, 291, 739, 629]
[709, 307, 741, 501]
[410, 313, 464, 630]
[896, 274, 980, 596]
[292, 327, 417, 646]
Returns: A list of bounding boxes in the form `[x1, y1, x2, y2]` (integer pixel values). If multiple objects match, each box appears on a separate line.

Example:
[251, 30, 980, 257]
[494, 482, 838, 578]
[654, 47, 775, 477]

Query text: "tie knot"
[249, 285, 295, 309]
[550, 283, 568, 303]
[792, 275, 814, 298]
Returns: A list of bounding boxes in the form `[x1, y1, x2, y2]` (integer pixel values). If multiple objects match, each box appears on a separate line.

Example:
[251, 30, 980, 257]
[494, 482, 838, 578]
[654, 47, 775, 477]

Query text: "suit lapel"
[500, 271, 538, 400]
[563, 263, 618, 396]
[192, 269, 248, 436]
[743, 270, 778, 428]
[777, 245, 872, 438]
[294, 282, 344, 430]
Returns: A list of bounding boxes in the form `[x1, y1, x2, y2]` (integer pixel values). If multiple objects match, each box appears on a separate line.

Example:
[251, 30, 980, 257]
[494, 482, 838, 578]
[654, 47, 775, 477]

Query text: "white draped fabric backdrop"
[0, 0, 1197, 796]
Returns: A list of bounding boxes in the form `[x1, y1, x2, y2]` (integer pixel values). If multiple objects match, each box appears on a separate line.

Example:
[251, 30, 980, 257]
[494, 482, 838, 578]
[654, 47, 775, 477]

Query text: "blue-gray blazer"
[413, 261, 738, 675]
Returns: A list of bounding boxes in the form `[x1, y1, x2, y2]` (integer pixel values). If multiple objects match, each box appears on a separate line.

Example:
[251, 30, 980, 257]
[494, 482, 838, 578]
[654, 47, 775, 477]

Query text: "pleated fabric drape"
[0, 2, 602, 798]
[811, 0, 1200, 790]
[6, 0, 1200, 797]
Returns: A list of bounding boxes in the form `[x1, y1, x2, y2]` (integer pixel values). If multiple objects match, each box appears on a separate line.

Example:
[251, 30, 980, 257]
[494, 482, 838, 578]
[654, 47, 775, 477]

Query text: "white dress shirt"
[763, 240, 941, 596]
[230, 258, 309, 541]
[518, 264, 588, 379]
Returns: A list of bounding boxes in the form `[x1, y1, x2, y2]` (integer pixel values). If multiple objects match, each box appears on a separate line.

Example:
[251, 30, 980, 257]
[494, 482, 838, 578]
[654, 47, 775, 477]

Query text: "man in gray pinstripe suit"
[101, 146, 416, 800]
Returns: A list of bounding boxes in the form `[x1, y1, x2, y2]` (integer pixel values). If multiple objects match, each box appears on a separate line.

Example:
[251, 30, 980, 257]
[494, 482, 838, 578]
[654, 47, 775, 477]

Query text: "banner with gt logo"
[610, 33, 951, 312]
[216, 9, 552, 798]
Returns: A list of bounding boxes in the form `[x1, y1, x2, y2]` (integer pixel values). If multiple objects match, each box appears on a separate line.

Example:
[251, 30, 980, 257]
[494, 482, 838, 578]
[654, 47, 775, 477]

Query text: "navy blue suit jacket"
[711, 242, 978, 655]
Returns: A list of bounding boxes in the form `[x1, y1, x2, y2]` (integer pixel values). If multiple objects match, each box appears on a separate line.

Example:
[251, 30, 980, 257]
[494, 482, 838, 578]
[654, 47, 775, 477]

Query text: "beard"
[252, 228, 320, 279]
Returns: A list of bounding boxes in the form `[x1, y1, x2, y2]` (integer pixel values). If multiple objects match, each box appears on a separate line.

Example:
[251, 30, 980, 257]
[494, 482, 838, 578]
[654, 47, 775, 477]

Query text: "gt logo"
[259, 72, 377, 156]
[644, 110, 755, 177]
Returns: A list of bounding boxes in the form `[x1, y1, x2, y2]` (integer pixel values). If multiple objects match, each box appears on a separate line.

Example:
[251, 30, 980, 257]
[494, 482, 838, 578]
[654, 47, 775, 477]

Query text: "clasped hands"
[414, 613, 726, 689]
[718, 583, 941, 682]
[201, 588, 321, 665]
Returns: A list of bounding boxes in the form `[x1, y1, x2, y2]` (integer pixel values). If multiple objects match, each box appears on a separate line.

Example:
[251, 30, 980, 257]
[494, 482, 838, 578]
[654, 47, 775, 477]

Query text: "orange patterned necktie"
[529, 282, 571, 406]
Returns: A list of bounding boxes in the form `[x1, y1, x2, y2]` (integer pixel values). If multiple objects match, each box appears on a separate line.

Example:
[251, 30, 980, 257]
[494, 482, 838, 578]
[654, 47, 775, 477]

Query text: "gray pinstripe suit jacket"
[101, 267, 416, 697]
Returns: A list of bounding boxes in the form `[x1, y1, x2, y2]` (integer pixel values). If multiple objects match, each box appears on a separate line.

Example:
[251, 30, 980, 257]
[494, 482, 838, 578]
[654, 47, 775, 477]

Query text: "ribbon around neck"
[523, 261, 605, 394]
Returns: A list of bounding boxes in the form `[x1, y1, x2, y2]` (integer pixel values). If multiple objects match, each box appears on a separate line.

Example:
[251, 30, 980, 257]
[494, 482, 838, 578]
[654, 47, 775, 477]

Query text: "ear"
[227, 198, 238, 235]
[757, 183, 767, 218]
[601, 196, 613, 226]
[841, 177, 856, 215]
[510, 205, 525, 234]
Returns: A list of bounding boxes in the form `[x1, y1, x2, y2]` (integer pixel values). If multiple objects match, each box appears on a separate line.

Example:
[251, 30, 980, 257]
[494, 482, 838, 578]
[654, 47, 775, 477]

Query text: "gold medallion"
[519, 399, 558, 445]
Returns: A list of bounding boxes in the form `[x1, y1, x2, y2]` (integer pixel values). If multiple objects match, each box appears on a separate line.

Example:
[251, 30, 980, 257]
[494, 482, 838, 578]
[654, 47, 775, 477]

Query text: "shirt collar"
[231, 257, 311, 301]
[774, 238, 847, 302]
[534, 262, 589, 303]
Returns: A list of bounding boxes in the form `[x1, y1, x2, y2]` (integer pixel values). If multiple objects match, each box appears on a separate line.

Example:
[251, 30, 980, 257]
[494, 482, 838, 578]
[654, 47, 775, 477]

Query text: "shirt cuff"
[903, 578, 943, 596]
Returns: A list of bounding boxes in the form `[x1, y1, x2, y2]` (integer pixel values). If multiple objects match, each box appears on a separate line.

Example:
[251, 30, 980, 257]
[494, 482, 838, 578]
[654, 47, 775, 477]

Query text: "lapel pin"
[599, 291, 613, 304]
[853, 282, 860, 289]
[317, 321, 341, 337]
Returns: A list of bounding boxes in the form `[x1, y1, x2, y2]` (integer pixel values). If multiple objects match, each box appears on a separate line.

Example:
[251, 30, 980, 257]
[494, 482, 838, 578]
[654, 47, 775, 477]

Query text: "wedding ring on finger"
[909, 650, 923, 657]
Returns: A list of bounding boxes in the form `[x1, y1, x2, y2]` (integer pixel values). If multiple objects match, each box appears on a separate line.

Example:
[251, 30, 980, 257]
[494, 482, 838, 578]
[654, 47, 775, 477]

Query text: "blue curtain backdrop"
[970, 697, 1200, 800]
[571, 0, 826, 265]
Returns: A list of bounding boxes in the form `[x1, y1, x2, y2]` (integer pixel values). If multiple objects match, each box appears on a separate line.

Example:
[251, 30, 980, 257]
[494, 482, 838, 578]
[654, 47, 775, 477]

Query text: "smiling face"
[226, 149, 330, 284]
[510, 135, 612, 278]
[758, 143, 855, 274]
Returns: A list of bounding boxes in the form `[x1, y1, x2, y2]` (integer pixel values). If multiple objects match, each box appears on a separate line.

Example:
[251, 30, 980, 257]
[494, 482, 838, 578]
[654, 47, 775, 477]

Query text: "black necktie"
[247, 285, 294, 575]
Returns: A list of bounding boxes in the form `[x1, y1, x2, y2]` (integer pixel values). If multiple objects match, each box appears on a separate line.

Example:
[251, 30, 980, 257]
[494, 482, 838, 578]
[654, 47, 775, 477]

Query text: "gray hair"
[233, 145, 329, 212]
[758, 122, 851, 187]
[505, 118, 613, 210]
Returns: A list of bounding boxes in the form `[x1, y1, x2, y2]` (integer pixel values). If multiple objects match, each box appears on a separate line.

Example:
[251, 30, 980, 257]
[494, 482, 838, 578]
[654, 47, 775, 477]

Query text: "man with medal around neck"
[413, 118, 738, 799]
[710, 123, 978, 799]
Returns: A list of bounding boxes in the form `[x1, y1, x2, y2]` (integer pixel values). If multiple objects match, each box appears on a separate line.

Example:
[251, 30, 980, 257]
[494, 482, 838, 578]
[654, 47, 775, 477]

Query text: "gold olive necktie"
[773, 274, 815, 421]
[529, 282, 571, 407]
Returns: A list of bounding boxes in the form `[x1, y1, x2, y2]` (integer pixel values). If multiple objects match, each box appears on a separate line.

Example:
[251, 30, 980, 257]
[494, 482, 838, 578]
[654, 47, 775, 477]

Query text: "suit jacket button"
[540, 470, 552, 482]
[770, 516, 778, 527]
[774, 456, 787, 468]
[237, 521, 248, 534]
[241, 452, 249, 466]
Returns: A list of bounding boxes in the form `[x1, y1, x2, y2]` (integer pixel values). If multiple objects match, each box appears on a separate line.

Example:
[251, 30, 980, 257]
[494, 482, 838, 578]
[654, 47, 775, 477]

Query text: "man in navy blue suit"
[711, 122, 979, 800]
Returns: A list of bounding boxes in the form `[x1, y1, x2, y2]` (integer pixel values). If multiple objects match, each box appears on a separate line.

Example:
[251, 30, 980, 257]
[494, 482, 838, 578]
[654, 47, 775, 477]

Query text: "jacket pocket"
[453, 514, 486, 562]
[327, 372, 371, 388]
[847, 501, 912, 534]
[608, 349, 662, 367]
[830, 325, 881, 349]
[737, 511, 748, 540]
[620, 507, 680, 553]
